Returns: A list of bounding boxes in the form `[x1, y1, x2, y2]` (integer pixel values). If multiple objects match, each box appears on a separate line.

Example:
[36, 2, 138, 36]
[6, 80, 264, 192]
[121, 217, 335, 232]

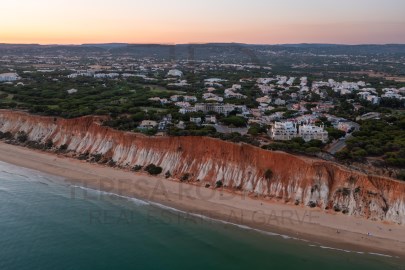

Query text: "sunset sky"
[1, 0, 404, 45]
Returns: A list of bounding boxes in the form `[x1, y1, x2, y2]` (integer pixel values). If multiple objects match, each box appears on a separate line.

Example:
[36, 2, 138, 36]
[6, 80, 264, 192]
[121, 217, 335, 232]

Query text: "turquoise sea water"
[0, 161, 403, 270]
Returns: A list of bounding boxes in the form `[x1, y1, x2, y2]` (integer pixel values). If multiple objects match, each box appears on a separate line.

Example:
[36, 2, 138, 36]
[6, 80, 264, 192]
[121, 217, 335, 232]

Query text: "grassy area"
[0, 91, 14, 101]
[148, 85, 186, 95]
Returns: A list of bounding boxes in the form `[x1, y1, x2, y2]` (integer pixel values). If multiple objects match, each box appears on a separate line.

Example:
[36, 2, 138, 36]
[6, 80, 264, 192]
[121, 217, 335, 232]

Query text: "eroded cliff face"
[1, 110, 404, 224]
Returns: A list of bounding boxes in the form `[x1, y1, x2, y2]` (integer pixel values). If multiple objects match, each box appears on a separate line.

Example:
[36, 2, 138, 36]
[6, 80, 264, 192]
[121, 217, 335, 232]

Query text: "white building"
[0, 73, 19, 82]
[300, 77, 308, 87]
[299, 125, 329, 143]
[179, 107, 197, 114]
[183, 96, 198, 102]
[170, 95, 181, 102]
[276, 76, 288, 85]
[358, 92, 380, 105]
[381, 91, 404, 100]
[205, 115, 217, 124]
[356, 112, 381, 121]
[256, 96, 272, 104]
[168, 80, 190, 87]
[270, 122, 298, 141]
[175, 102, 191, 108]
[274, 98, 286, 106]
[167, 69, 183, 77]
[366, 95, 381, 105]
[94, 73, 119, 79]
[192, 103, 247, 116]
[286, 77, 296, 86]
[190, 117, 202, 125]
[257, 78, 275, 84]
[257, 84, 274, 94]
[148, 97, 170, 105]
[204, 78, 226, 83]
[224, 89, 247, 99]
[67, 71, 94, 78]
[67, 88, 78, 94]
[270, 122, 328, 143]
[232, 84, 242, 90]
[171, 95, 197, 102]
[203, 93, 223, 102]
[139, 120, 158, 130]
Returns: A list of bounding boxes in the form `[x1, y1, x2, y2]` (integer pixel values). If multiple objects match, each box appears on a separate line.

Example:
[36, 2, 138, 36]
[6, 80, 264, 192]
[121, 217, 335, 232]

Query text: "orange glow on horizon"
[1, 0, 405, 45]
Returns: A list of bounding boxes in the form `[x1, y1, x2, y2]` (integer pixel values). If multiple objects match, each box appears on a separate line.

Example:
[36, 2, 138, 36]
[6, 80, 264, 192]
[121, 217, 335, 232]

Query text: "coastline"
[0, 141, 404, 258]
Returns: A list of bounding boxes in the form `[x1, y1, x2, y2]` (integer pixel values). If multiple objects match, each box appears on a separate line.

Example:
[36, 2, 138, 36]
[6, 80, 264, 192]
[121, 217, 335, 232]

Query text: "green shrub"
[26, 141, 43, 149]
[17, 131, 28, 143]
[0, 131, 12, 139]
[248, 124, 267, 136]
[397, 170, 405, 181]
[45, 139, 53, 149]
[145, 164, 162, 175]
[305, 147, 321, 154]
[221, 116, 247, 127]
[264, 169, 273, 180]
[132, 165, 143, 172]
[181, 173, 190, 182]
[59, 144, 68, 150]
[326, 127, 346, 140]
[107, 159, 116, 167]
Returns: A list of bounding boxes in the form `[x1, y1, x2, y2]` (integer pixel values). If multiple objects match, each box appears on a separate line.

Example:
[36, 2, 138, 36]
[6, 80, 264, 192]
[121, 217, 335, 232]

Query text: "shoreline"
[0, 141, 404, 258]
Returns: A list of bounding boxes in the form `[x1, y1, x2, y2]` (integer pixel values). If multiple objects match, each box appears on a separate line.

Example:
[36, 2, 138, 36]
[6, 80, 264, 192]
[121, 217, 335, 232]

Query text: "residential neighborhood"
[0, 44, 404, 163]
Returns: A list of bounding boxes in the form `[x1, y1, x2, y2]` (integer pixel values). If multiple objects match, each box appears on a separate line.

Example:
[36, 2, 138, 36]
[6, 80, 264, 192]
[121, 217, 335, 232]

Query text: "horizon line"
[1, 42, 405, 46]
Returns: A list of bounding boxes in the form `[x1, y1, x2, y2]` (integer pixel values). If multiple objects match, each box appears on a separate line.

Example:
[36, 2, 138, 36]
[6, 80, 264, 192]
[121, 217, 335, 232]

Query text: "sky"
[1, 0, 405, 45]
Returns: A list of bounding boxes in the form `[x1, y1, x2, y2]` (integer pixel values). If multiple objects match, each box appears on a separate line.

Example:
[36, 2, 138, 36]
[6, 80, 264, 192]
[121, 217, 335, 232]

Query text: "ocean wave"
[136, 200, 402, 259]
[0, 170, 29, 179]
[0, 162, 65, 184]
[308, 244, 399, 258]
[148, 201, 304, 241]
[0, 187, 10, 192]
[70, 185, 150, 206]
[368, 252, 397, 258]
[70, 184, 400, 260]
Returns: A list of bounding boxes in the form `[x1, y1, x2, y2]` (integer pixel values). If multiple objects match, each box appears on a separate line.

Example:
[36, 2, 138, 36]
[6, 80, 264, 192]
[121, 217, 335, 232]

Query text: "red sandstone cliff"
[0, 110, 404, 224]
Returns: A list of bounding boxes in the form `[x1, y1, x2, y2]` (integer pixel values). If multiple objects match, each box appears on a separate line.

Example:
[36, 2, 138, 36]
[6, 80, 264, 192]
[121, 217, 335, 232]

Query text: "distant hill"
[1, 43, 405, 62]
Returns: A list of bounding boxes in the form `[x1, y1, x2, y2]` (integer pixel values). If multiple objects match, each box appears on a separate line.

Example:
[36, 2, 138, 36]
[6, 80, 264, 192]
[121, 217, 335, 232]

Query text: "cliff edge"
[0, 110, 404, 224]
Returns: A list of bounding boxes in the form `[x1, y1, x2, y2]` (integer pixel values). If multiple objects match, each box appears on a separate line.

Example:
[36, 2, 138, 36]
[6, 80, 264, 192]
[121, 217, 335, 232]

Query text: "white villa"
[270, 122, 298, 141]
[193, 103, 247, 116]
[167, 69, 183, 77]
[139, 120, 158, 130]
[190, 117, 202, 125]
[299, 124, 329, 143]
[0, 73, 19, 82]
[67, 88, 78, 94]
[270, 122, 328, 143]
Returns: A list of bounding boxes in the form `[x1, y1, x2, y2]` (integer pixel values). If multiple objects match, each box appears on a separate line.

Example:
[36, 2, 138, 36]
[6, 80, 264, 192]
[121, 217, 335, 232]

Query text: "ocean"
[0, 161, 403, 270]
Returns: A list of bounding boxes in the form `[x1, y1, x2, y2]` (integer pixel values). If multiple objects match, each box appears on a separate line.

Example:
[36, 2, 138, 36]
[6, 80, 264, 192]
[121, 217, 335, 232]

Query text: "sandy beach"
[0, 141, 404, 257]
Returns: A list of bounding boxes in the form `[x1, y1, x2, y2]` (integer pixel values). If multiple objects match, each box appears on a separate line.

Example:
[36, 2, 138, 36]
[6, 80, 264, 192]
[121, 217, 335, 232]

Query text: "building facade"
[270, 122, 329, 143]
[299, 124, 329, 143]
[270, 122, 298, 141]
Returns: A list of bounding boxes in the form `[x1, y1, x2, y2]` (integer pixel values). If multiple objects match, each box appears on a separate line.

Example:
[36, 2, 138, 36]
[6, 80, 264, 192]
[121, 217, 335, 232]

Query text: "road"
[327, 134, 351, 155]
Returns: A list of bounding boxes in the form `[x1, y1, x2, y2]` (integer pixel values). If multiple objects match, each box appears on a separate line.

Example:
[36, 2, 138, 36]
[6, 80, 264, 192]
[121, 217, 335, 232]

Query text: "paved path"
[327, 135, 351, 154]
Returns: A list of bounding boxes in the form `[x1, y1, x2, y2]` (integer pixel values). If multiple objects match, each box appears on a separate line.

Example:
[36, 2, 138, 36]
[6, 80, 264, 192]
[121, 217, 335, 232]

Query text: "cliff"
[1, 110, 404, 224]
